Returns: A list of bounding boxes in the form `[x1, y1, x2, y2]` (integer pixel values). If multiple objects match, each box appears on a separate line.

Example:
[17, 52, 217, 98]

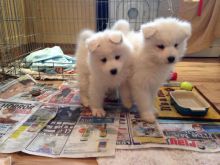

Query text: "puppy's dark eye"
[174, 43, 178, 48]
[101, 58, 107, 63]
[115, 55, 120, 60]
[157, 44, 165, 50]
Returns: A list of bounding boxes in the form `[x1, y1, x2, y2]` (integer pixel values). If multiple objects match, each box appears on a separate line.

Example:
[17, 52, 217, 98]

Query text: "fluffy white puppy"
[130, 17, 192, 123]
[76, 29, 133, 117]
[113, 18, 191, 123]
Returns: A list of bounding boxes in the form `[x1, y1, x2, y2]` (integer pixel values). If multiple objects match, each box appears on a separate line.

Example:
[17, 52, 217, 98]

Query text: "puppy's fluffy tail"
[78, 30, 94, 43]
[76, 30, 94, 61]
[76, 29, 94, 53]
[112, 20, 130, 34]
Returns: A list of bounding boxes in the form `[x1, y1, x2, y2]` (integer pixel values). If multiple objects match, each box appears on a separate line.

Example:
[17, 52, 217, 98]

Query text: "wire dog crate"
[0, 0, 180, 80]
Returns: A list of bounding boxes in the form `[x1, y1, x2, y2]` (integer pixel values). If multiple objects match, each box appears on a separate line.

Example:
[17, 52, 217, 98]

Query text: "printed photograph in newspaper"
[116, 107, 165, 149]
[48, 86, 80, 105]
[129, 110, 165, 145]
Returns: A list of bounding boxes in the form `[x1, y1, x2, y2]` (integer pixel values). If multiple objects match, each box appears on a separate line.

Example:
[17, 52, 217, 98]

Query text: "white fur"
[76, 28, 133, 117]
[76, 30, 94, 107]
[126, 17, 192, 123]
[111, 19, 130, 35]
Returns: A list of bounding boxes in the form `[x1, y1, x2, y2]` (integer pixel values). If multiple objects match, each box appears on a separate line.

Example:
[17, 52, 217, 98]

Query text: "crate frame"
[0, 0, 178, 80]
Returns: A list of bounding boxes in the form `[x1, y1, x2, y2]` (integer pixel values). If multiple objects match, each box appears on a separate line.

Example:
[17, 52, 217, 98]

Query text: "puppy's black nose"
[167, 56, 175, 63]
[110, 68, 117, 75]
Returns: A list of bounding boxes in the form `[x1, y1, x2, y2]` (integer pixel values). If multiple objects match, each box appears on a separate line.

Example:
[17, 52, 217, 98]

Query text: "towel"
[24, 46, 76, 73]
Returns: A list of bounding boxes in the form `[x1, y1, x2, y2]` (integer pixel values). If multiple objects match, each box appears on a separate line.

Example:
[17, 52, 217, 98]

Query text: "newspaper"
[0, 74, 37, 99]
[23, 105, 120, 158]
[0, 100, 40, 144]
[60, 105, 120, 158]
[0, 100, 219, 156]
[10, 84, 58, 102]
[23, 104, 81, 157]
[0, 79, 120, 157]
[117, 108, 165, 148]
[158, 120, 220, 152]
[0, 79, 219, 155]
[116, 107, 220, 152]
[47, 86, 80, 105]
[0, 77, 16, 89]
[0, 103, 58, 153]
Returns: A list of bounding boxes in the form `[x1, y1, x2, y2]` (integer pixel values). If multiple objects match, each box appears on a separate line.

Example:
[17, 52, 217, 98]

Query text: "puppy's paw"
[81, 97, 89, 107]
[92, 108, 106, 117]
[140, 112, 156, 123]
[122, 98, 133, 109]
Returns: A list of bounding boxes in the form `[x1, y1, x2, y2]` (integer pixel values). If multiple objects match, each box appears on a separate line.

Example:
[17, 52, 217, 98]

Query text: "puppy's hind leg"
[119, 81, 133, 109]
[79, 73, 90, 107]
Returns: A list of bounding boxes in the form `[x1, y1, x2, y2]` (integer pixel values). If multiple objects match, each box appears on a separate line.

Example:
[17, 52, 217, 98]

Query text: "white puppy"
[76, 29, 133, 117]
[113, 18, 191, 123]
[129, 18, 192, 123]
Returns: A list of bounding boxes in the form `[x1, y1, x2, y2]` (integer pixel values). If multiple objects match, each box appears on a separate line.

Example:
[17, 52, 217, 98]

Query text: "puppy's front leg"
[132, 86, 156, 123]
[119, 81, 132, 109]
[89, 79, 106, 117]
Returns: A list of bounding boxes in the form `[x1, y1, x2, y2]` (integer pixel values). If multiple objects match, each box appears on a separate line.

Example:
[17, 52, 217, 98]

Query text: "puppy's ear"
[181, 21, 192, 39]
[141, 24, 157, 39]
[109, 31, 123, 44]
[86, 37, 100, 52]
